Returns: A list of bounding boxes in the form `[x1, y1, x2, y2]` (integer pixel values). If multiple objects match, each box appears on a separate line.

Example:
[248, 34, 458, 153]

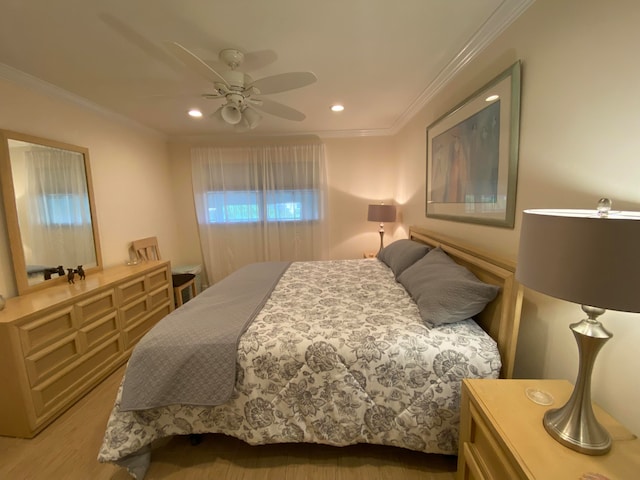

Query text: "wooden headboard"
[409, 226, 523, 379]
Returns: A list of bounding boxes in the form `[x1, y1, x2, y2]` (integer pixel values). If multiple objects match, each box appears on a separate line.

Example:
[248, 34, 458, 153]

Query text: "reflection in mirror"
[0, 131, 102, 295]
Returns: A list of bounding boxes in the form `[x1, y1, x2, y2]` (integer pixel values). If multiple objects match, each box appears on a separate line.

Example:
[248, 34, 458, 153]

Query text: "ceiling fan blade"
[241, 50, 278, 71]
[252, 98, 306, 121]
[250, 72, 317, 95]
[166, 42, 229, 86]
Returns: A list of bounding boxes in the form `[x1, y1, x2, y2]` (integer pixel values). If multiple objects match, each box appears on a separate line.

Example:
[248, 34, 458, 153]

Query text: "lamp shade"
[367, 204, 396, 223]
[242, 106, 262, 129]
[516, 209, 640, 313]
[221, 104, 242, 125]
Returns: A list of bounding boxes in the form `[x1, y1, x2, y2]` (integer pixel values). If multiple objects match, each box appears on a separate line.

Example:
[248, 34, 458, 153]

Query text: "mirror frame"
[0, 129, 103, 295]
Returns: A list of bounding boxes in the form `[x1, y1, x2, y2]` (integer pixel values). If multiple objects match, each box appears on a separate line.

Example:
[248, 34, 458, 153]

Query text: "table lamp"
[367, 203, 396, 253]
[516, 199, 640, 455]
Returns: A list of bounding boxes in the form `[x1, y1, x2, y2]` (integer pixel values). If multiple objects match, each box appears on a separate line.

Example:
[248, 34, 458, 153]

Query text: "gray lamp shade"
[516, 209, 640, 313]
[368, 204, 396, 223]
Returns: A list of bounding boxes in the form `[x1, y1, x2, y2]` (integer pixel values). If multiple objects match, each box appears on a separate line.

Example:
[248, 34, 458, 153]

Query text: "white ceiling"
[0, 0, 532, 139]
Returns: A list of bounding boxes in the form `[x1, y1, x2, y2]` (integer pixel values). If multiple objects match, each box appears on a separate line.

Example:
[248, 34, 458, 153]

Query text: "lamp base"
[543, 403, 611, 455]
[543, 306, 612, 455]
[377, 230, 384, 254]
[376, 222, 386, 254]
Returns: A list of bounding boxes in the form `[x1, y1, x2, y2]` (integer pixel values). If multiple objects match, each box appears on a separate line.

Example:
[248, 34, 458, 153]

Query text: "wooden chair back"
[131, 236, 197, 307]
[132, 237, 162, 262]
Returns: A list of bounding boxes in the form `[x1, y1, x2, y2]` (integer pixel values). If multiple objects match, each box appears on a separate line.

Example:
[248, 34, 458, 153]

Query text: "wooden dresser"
[457, 378, 640, 479]
[0, 260, 173, 438]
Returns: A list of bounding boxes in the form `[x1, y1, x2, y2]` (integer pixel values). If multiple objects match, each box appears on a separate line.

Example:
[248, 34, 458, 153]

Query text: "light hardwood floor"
[0, 365, 457, 479]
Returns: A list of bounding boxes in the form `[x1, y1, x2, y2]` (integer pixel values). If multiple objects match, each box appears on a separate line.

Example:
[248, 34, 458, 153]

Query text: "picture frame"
[426, 61, 521, 228]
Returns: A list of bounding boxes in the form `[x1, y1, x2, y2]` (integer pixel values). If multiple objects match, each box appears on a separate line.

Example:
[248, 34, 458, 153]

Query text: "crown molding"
[388, 0, 535, 136]
[0, 62, 164, 139]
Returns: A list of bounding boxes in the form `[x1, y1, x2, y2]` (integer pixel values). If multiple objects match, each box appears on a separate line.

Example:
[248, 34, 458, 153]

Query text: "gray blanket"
[119, 261, 290, 411]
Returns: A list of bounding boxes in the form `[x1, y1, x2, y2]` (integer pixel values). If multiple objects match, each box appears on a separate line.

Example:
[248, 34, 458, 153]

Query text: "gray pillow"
[377, 239, 431, 278]
[397, 247, 500, 325]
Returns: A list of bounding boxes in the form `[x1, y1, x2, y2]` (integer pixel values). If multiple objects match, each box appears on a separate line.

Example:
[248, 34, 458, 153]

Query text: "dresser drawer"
[120, 295, 149, 327]
[18, 306, 76, 355]
[123, 303, 171, 350]
[31, 334, 123, 417]
[79, 310, 119, 351]
[75, 290, 116, 326]
[116, 275, 147, 304]
[25, 333, 81, 387]
[465, 402, 519, 479]
[148, 266, 170, 290]
[460, 442, 487, 480]
[149, 283, 172, 309]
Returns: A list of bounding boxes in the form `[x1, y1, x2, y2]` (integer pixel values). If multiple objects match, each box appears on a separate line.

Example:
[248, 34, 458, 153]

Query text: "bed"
[98, 226, 523, 478]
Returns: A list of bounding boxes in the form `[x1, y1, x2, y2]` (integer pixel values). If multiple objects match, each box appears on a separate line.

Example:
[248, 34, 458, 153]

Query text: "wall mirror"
[0, 130, 102, 295]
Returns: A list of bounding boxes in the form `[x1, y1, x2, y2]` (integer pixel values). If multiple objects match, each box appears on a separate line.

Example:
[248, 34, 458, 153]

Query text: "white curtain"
[191, 143, 328, 284]
[22, 147, 94, 270]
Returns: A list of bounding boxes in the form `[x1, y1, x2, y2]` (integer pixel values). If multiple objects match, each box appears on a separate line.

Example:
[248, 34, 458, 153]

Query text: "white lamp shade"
[367, 204, 396, 223]
[221, 104, 242, 125]
[516, 209, 640, 313]
[243, 106, 262, 129]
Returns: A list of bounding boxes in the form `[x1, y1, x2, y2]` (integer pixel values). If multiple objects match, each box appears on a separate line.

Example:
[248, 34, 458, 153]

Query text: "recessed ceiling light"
[188, 109, 203, 118]
[331, 104, 344, 112]
[485, 94, 499, 102]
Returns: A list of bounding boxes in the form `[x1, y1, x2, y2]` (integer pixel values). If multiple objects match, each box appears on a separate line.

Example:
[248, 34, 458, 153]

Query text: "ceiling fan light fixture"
[169, 43, 317, 132]
[221, 104, 242, 125]
[242, 107, 262, 129]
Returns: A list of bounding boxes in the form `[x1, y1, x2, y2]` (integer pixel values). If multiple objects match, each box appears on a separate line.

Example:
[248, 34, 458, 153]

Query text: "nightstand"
[457, 379, 640, 479]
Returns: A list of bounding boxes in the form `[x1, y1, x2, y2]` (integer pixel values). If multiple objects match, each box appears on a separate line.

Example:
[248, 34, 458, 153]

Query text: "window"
[206, 189, 320, 224]
[39, 193, 90, 226]
[192, 144, 327, 281]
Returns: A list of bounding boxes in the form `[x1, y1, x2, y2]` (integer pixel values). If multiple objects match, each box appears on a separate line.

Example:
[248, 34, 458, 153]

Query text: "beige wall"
[395, 0, 640, 435]
[324, 136, 399, 258]
[0, 77, 177, 297]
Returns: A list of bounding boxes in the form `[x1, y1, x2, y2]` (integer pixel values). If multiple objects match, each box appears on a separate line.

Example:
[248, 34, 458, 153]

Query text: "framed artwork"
[426, 61, 521, 228]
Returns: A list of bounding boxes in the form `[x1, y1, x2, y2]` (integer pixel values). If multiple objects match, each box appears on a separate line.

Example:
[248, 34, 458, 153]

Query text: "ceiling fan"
[167, 43, 317, 131]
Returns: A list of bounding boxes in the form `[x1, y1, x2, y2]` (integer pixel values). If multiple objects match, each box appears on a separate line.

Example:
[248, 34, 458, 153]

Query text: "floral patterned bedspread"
[98, 259, 500, 476]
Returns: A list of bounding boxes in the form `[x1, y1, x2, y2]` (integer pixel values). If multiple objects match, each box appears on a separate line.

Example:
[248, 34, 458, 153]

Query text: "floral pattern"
[98, 259, 500, 473]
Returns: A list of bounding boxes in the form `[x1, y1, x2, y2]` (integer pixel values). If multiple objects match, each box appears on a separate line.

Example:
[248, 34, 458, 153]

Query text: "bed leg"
[189, 434, 203, 446]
